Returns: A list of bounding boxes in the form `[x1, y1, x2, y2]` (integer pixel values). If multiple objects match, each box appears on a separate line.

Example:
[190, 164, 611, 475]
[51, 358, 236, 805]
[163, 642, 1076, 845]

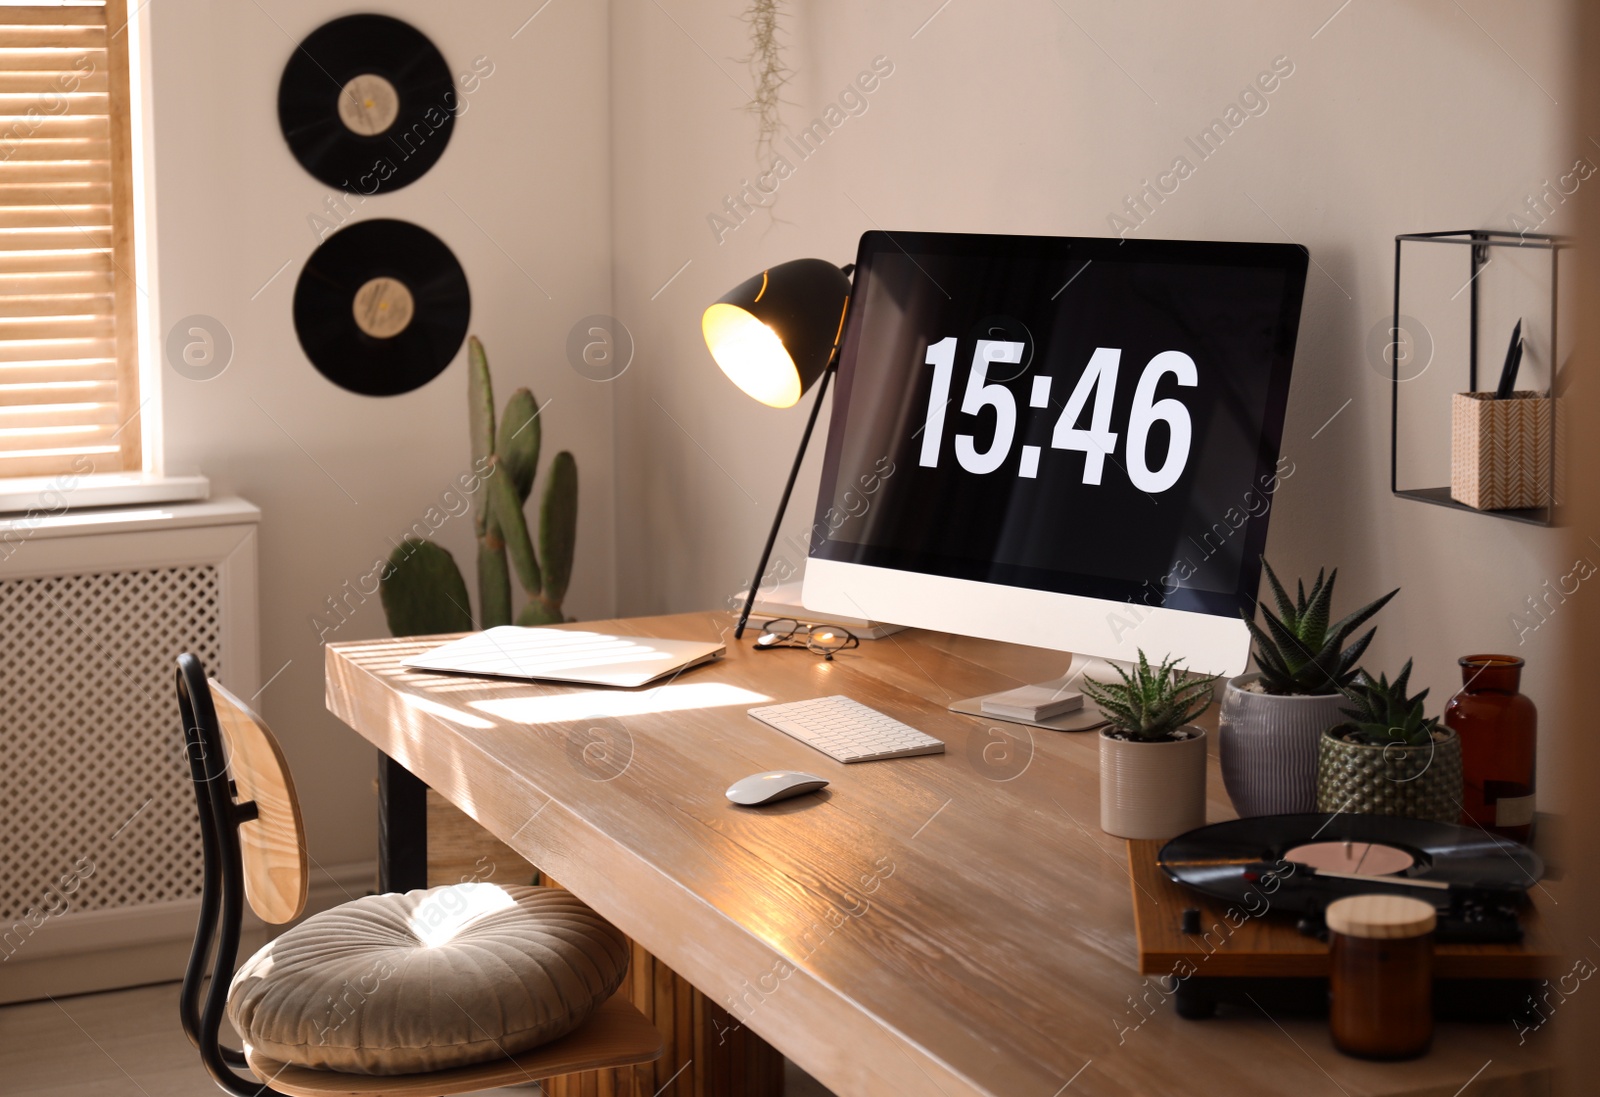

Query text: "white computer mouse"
[725, 770, 829, 807]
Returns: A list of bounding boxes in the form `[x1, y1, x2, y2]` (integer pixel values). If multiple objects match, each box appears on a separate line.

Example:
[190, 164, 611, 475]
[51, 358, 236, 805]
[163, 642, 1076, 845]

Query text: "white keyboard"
[746, 695, 945, 763]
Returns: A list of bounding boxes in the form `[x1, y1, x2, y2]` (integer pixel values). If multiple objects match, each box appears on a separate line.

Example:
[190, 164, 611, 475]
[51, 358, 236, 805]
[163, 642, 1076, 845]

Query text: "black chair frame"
[175, 652, 280, 1096]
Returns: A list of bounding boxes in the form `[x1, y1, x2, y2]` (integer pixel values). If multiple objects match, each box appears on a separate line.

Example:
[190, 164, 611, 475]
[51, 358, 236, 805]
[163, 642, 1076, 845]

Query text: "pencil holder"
[1449, 391, 1551, 511]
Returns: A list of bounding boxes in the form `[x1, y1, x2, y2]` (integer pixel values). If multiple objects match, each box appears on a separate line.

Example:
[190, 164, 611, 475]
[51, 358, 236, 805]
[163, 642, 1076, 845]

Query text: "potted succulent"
[1084, 652, 1218, 840]
[1220, 562, 1397, 817]
[1316, 660, 1463, 823]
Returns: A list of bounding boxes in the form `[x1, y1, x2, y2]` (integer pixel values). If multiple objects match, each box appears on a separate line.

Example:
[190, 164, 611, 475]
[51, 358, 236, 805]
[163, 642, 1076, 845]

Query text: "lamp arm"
[734, 355, 837, 639]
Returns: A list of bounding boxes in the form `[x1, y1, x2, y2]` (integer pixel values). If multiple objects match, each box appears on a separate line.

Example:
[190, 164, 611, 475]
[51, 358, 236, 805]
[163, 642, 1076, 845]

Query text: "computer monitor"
[801, 231, 1308, 678]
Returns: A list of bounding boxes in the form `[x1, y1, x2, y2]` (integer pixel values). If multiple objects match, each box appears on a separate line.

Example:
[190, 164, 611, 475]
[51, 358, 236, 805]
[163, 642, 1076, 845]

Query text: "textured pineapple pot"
[1218, 674, 1348, 816]
[1316, 727, 1463, 823]
[1099, 727, 1208, 839]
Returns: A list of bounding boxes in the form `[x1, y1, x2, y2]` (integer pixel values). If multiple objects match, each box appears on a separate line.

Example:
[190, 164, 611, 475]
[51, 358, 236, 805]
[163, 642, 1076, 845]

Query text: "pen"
[1494, 318, 1523, 399]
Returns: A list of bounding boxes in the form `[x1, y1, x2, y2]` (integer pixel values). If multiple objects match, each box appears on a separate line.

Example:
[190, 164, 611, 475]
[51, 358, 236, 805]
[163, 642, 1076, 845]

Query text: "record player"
[1128, 813, 1559, 1020]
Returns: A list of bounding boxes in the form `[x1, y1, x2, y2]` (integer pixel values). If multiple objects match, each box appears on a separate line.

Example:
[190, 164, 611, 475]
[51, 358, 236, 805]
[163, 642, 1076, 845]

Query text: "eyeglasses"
[751, 618, 860, 660]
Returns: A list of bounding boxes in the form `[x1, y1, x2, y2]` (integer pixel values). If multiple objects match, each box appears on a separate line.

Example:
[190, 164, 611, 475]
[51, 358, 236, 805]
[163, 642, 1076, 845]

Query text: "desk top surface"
[327, 614, 1557, 1097]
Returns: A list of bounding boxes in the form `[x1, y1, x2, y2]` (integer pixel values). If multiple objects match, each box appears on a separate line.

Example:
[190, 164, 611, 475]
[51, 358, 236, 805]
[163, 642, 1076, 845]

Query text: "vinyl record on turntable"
[1158, 812, 1543, 914]
[278, 14, 456, 192]
[292, 219, 470, 397]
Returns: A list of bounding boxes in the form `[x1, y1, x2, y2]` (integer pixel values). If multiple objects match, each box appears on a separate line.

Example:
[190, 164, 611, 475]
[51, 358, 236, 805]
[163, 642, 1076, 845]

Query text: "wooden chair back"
[207, 680, 309, 925]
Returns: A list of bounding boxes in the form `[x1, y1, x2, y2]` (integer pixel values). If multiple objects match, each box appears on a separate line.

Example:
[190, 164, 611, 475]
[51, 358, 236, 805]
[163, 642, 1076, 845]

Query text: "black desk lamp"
[702, 257, 853, 638]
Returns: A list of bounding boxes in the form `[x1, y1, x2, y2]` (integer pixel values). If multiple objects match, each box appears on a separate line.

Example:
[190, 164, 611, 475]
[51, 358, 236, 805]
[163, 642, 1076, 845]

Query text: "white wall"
[610, 2, 1573, 791]
[133, 0, 1577, 870]
[143, 0, 616, 872]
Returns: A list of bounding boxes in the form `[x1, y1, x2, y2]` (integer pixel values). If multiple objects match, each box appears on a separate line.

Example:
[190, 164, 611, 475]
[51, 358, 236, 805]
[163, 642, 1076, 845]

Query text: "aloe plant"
[1083, 652, 1218, 742]
[380, 336, 578, 636]
[1334, 660, 1440, 747]
[1243, 560, 1397, 696]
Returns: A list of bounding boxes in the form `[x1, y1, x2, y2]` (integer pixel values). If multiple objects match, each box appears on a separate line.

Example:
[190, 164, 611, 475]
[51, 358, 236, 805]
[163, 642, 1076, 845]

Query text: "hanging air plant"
[742, 0, 790, 160]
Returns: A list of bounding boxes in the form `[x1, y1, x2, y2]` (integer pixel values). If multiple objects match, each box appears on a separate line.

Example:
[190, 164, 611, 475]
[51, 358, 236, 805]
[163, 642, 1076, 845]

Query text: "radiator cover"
[0, 497, 259, 1002]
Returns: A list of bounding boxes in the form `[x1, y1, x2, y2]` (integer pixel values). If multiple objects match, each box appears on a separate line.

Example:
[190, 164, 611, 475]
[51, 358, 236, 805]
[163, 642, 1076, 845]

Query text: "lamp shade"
[702, 258, 852, 408]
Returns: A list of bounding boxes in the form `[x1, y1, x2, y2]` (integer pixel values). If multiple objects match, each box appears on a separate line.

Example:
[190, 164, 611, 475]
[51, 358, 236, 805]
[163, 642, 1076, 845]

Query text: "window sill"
[0, 472, 210, 516]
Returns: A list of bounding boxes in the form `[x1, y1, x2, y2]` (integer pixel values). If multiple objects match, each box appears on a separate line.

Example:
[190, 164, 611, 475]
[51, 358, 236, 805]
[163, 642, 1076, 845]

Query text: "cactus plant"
[1083, 651, 1218, 742]
[1242, 560, 1398, 696]
[472, 336, 513, 629]
[379, 335, 578, 636]
[377, 538, 474, 637]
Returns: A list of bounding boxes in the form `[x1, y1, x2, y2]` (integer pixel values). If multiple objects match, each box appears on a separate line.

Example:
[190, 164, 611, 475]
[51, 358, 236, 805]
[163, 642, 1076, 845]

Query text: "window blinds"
[0, 0, 139, 479]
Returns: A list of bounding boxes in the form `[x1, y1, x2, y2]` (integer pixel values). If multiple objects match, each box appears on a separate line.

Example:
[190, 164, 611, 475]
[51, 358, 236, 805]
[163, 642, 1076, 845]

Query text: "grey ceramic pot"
[1099, 727, 1208, 839]
[1218, 674, 1349, 817]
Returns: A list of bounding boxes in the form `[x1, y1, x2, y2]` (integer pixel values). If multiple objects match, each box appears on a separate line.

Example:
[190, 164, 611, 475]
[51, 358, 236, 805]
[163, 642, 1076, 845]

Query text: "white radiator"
[0, 497, 260, 1003]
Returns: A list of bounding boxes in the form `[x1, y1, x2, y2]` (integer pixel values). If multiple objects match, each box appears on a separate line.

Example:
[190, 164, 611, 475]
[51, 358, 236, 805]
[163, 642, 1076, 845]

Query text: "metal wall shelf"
[1390, 229, 1568, 527]
[1392, 486, 1548, 526]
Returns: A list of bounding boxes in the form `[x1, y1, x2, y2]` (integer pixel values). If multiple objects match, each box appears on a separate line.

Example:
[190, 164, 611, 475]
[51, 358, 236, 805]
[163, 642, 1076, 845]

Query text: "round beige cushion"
[227, 884, 628, 1076]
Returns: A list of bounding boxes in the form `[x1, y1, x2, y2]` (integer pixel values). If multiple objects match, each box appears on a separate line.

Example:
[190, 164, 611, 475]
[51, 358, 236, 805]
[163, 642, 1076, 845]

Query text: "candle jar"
[1444, 654, 1537, 842]
[1326, 895, 1435, 1060]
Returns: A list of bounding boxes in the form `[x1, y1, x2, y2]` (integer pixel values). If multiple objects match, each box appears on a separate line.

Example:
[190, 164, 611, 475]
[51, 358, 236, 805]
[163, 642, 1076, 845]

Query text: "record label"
[353, 277, 414, 338]
[293, 219, 470, 397]
[337, 74, 400, 136]
[1281, 840, 1417, 876]
[278, 14, 456, 193]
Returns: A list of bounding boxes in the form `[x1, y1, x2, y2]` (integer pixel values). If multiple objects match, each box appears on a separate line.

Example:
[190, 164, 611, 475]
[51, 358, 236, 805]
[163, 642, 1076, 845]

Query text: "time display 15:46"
[917, 337, 1197, 493]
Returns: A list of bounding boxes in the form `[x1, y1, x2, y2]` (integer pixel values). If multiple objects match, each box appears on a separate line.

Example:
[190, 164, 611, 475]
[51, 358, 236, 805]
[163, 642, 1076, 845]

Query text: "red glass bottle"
[1444, 655, 1537, 842]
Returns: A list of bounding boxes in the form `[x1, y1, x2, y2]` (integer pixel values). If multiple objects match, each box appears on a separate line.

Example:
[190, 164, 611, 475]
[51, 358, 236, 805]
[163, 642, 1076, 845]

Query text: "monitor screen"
[808, 232, 1307, 625]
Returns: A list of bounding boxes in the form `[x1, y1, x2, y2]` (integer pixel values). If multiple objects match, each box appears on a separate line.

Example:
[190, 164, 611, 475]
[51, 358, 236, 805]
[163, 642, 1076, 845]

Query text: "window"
[0, 0, 140, 478]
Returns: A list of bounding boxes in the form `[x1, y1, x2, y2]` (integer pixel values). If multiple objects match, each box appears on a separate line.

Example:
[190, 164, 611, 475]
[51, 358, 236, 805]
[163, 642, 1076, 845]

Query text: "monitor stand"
[948, 654, 1124, 733]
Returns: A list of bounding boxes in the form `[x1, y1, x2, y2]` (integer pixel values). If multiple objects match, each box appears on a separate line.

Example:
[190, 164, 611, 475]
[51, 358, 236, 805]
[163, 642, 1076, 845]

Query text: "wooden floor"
[0, 981, 832, 1096]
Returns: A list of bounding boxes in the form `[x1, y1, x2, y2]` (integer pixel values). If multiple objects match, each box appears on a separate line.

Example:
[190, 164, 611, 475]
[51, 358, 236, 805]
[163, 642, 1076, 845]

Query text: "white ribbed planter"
[1099, 727, 1207, 840]
[1218, 674, 1348, 817]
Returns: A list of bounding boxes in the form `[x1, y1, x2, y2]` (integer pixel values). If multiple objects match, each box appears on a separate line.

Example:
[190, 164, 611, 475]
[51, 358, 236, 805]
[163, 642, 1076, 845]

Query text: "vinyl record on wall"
[293, 219, 470, 396]
[278, 14, 455, 193]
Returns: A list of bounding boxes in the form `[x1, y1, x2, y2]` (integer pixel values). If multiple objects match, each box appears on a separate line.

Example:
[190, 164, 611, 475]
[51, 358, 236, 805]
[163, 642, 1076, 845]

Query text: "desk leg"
[377, 752, 427, 893]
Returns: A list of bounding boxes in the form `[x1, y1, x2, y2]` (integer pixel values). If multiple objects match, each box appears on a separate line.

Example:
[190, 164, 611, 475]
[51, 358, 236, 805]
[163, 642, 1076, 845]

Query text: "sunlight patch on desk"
[470, 682, 771, 723]
[403, 693, 498, 729]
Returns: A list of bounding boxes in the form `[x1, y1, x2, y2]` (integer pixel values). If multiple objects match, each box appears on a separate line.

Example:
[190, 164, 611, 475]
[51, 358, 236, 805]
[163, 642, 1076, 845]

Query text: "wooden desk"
[327, 614, 1557, 1097]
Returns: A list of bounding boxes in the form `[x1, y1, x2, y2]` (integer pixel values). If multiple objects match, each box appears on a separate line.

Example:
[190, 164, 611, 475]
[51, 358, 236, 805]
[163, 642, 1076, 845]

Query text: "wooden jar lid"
[1325, 894, 1437, 939]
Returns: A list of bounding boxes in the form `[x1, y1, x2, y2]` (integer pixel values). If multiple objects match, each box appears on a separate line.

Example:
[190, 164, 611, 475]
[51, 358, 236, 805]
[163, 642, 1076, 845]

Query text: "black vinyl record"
[278, 14, 455, 192]
[1158, 813, 1543, 915]
[293, 219, 470, 396]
